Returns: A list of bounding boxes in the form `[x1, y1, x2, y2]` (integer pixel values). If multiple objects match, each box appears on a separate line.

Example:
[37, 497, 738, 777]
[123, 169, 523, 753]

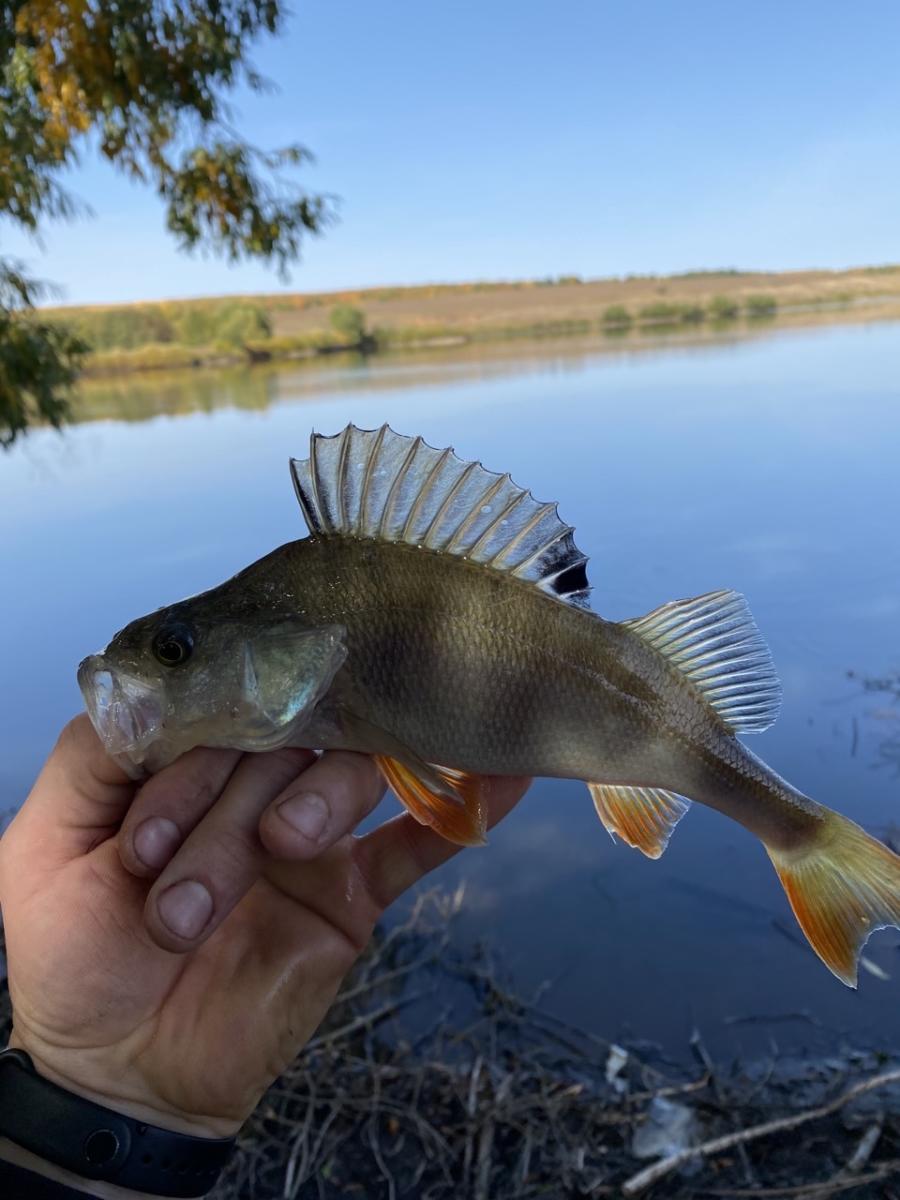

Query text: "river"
[3, 319, 899, 1060]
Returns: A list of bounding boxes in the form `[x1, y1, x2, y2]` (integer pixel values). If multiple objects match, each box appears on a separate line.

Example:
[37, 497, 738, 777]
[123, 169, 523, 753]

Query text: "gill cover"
[237, 622, 348, 749]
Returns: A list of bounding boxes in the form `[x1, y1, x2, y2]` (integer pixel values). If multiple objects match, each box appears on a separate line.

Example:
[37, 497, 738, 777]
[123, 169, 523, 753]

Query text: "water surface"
[3, 321, 899, 1060]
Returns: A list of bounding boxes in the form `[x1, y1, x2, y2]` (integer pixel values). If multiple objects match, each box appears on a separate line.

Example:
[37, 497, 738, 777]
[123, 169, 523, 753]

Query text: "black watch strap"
[0, 1049, 235, 1198]
[0, 1156, 104, 1199]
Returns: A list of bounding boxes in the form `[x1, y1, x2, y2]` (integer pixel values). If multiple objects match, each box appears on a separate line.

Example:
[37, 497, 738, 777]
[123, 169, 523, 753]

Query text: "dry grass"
[263, 266, 900, 341]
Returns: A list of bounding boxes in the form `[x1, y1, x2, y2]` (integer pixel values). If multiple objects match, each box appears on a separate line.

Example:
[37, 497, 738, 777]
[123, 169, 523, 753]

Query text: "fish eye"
[151, 625, 195, 668]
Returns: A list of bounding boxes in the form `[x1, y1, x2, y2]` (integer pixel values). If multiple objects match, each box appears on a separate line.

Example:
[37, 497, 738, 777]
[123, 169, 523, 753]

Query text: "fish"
[77, 423, 900, 988]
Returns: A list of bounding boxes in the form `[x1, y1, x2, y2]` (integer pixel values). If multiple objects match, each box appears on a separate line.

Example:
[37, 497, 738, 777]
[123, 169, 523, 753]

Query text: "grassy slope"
[42, 264, 900, 374]
[264, 264, 900, 339]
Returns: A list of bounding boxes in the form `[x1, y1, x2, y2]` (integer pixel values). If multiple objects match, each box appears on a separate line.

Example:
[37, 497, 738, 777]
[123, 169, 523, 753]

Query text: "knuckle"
[141, 766, 215, 815]
[269, 747, 315, 776]
[249, 747, 316, 800]
[351, 841, 390, 916]
[322, 751, 384, 808]
[56, 713, 94, 756]
[211, 823, 260, 873]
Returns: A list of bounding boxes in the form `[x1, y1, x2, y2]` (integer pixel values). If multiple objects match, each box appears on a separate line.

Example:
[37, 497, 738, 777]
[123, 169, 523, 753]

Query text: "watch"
[0, 1048, 235, 1198]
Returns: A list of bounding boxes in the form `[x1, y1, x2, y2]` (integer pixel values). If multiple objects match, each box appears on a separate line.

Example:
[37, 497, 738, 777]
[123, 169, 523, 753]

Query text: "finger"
[259, 750, 385, 860]
[118, 746, 244, 877]
[9, 715, 136, 864]
[354, 775, 530, 912]
[144, 748, 315, 952]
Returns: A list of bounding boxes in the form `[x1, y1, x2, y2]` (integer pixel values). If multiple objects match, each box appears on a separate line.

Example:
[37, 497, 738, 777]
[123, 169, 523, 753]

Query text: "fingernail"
[157, 881, 213, 940]
[276, 792, 329, 842]
[133, 818, 181, 870]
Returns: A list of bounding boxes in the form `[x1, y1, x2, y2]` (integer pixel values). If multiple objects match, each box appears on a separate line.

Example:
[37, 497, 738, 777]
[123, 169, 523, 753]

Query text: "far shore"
[40, 263, 900, 379]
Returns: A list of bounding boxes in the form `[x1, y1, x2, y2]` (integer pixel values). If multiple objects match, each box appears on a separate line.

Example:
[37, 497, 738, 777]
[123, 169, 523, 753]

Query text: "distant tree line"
[40, 300, 378, 360]
[602, 293, 778, 328]
[49, 302, 274, 352]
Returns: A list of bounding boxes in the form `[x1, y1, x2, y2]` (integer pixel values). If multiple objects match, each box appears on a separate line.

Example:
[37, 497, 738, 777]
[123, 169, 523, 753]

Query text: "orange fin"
[588, 783, 690, 859]
[375, 756, 487, 847]
[767, 814, 900, 988]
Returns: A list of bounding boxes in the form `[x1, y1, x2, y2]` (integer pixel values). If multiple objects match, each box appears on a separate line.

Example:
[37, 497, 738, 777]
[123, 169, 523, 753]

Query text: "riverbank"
[64, 309, 900, 431]
[4, 895, 898, 1199]
[42, 263, 900, 377]
[201, 892, 900, 1199]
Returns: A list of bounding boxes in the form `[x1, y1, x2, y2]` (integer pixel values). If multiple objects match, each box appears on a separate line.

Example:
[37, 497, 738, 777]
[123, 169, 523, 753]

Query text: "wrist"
[7, 1028, 239, 1140]
[0, 1047, 235, 1199]
[0, 1137, 167, 1199]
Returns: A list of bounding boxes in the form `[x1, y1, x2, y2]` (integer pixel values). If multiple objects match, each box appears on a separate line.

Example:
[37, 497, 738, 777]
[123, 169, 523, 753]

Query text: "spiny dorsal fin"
[290, 424, 591, 608]
[623, 589, 782, 734]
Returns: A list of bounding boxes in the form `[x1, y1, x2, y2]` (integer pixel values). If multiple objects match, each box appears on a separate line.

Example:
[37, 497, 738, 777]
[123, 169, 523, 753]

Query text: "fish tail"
[765, 811, 900, 987]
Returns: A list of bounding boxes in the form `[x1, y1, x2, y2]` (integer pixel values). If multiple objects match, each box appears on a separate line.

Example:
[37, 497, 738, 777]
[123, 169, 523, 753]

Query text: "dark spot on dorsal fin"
[552, 560, 590, 597]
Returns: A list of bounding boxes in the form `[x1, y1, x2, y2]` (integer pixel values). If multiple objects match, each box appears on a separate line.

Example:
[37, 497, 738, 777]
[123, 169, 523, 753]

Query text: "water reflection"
[848, 669, 900, 778]
[75, 367, 275, 423]
[73, 312, 859, 427]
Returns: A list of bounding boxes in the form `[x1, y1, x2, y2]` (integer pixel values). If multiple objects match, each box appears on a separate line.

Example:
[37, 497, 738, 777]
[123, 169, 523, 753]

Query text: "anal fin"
[589, 783, 690, 859]
[375, 756, 488, 847]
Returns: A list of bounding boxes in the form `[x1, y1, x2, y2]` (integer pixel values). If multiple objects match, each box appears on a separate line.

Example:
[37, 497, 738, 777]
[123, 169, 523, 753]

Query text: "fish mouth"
[78, 654, 164, 771]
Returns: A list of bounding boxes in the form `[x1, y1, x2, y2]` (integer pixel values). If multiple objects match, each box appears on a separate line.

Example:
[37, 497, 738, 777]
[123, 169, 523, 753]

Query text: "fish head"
[78, 600, 347, 777]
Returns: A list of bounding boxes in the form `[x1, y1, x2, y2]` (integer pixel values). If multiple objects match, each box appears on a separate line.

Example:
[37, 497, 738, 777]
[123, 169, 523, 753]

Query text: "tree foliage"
[1, 1, 331, 444]
[329, 303, 367, 344]
[0, 262, 88, 445]
[708, 295, 740, 321]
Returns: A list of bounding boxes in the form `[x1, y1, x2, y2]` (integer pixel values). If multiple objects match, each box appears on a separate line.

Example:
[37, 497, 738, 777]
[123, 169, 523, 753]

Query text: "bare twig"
[306, 989, 431, 1049]
[706, 1157, 900, 1197]
[463, 1055, 482, 1188]
[691, 1025, 757, 1187]
[844, 1120, 882, 1173]
[622, 1068, 900, 1195]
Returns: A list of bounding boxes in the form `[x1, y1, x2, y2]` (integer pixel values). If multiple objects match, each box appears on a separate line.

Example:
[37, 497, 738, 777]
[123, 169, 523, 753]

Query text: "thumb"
[8, 715, 136, 865]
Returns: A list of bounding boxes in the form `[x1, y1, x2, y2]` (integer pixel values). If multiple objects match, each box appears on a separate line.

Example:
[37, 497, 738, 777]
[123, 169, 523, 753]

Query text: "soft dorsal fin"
[290, 424, 591, 607]
[623, 589, 782, 734]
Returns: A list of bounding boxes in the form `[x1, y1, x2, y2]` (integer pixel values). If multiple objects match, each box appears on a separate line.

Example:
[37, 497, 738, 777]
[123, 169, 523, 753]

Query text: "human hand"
[0, 716, 529, 1152]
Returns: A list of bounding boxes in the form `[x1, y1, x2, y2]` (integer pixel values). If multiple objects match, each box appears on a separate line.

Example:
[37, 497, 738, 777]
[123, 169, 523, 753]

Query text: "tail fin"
[767, 814, 900, 987]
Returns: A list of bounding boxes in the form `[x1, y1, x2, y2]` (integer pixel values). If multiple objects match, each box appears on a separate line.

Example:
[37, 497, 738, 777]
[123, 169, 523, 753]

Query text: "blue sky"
[4, 0, 900, 305]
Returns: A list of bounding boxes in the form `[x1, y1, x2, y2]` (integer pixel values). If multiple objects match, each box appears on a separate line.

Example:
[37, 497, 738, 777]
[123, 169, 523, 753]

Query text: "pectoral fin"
[336, 711, 486, 847]
[375, 756, 488, 847]
[588, 782, 691, 859]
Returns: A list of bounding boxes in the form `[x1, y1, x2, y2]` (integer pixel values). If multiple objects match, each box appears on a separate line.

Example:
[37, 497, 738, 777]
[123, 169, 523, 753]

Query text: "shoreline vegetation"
[5, 891, 899, 1198]
[40, 264, 900, 378]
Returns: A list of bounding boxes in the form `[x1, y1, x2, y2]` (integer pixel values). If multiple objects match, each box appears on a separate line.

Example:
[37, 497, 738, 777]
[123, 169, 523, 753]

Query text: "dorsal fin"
[290, 424, 592, 608]
[623, 589, 782, 734]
